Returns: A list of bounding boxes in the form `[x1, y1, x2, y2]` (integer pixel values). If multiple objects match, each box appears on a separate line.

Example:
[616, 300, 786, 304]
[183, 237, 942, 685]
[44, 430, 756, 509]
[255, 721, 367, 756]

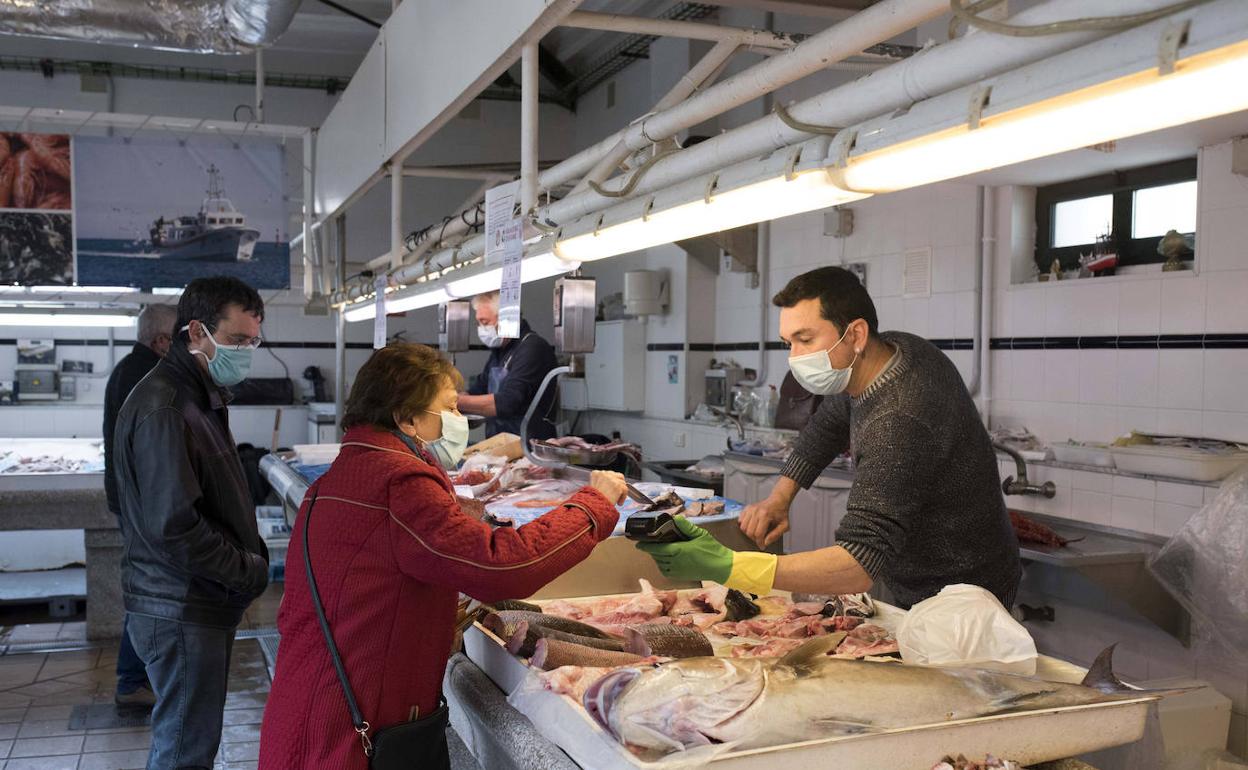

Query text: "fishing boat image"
[148, 165, 259, 262]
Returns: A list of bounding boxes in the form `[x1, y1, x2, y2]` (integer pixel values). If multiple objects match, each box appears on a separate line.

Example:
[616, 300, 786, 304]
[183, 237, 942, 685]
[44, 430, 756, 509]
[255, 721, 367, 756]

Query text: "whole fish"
[584, 639, 1176, 756]
[494, 610, 616, 640]
[532, 637, 645, 671]
[624, 624, 713, 658]
[503, 620, 625, 658]
[490, 599, 543, 613]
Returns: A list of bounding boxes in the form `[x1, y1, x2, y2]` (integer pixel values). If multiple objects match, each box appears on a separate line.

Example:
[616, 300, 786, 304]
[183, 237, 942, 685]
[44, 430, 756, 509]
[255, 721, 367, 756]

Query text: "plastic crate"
[266, 537, 289, 583]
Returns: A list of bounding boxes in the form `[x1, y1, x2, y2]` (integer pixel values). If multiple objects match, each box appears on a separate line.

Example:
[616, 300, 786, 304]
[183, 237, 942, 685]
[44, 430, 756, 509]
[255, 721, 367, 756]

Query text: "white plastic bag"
[897, 584, 1038, 675]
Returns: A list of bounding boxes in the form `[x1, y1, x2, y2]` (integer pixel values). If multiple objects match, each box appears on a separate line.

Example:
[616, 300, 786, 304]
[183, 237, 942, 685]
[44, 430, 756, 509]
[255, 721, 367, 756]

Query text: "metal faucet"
[992, 441, 1057, 498]
[710, 406, 746, 443]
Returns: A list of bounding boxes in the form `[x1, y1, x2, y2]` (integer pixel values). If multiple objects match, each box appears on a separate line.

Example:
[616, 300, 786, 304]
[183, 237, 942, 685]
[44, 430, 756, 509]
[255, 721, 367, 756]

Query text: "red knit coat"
[258, 426, 619, 769]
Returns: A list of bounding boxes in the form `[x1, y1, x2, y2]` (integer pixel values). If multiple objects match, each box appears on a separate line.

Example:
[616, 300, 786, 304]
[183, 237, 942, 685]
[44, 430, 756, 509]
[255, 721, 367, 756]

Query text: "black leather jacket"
[114, 343, 269, 628]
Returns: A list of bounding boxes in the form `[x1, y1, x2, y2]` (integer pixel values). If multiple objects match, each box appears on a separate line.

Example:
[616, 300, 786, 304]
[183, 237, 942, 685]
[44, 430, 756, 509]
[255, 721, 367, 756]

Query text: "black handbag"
[301, 492, 451, 770]
[774, 371, 825, 431]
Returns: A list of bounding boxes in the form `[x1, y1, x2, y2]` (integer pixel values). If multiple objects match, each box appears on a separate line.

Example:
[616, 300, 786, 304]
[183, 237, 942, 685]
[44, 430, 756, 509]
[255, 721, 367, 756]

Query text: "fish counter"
[450, 582, 1162, 770]
[258, 451, 770, 598]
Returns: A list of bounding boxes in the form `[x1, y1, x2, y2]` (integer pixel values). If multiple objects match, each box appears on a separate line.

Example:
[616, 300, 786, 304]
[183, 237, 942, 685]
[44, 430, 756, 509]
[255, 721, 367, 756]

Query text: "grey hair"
[137, 304, 178, 346]
[472, 290, 500, 309]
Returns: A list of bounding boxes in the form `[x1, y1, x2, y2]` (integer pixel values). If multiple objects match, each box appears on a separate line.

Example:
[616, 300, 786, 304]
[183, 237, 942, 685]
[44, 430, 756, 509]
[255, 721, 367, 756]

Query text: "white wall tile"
[1011, 351, 1047, 402]
[1078, 350, 1119, 406]
[928, 293, 958, 339]
[1202, 410, 1248, 444]
[1116, 406, 1158, 435]
[1044, 286, 1081, 337]
[1157, 350, 1203, 410]
[1071, 281, 1119, 336]
[876, 253, 904, 297]
[1073, 470, 1113, 494]
[1116, 349, 1159, 408]
[902, 298, 931, 338]
[1117, 279, 1161, 335]
[1071, 490, 1112, 525]
[955, 291, 978, 339]
[1198, 205, 1246, 273]
[989, 350, 1013, 402]
[1077, 403, 1120, 443]
[1155, 481, 1205, 507]
[1112, 475, 1156, 500]
[1156, 408, 1205, 437]
[1159, 274, 1207, 334]
[1009, 286, 1047, 337]
[1042, 350, 1079, 403]
[1206, 270, 1248, 332]
[1110, 495, 1155, 533]
[1040, 401, 1078, 444]
[1203, 350, 1248, 412]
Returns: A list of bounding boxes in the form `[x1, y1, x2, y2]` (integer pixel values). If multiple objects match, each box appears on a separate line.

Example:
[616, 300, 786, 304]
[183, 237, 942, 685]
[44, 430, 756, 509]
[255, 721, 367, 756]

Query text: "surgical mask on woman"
[787, 326, 858, 396]
[183, 323, 255, 387]
[420, 409, 470, 470]
[477, 325, 505, 349]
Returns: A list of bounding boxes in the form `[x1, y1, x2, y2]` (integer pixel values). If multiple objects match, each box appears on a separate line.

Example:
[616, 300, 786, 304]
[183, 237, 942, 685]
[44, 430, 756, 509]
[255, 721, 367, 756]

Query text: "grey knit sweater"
[780, 331, 1022, 609]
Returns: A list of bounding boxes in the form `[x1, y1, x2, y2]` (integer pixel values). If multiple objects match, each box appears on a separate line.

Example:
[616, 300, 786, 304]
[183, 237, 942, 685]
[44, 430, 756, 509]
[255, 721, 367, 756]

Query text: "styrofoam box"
[1110, 445, 1248, 482]
[292, 443, 341, 466]
[1051, 441, 1116, 468]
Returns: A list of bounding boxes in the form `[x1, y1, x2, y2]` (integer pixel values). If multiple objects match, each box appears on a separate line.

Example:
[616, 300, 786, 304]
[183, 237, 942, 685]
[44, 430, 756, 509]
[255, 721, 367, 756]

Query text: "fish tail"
[1081, 644, 1202, 699]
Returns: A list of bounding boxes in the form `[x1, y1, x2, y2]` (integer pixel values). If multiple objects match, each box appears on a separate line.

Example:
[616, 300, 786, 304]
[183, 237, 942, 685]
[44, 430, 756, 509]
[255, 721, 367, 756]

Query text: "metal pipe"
[399, 167, 516, 181]
[255, 49, 265, 123]
[302, 129, 316, 297]
[979, 186, 997, 427]
[390, 162, 404, 270]
[532, 0, 1198, 228]
[333, 0, 1185, 304]
[993, 442, 1056, 498]
[520, 43, 540, 216]
[521, 366, 571, 468]
[570, 38, 740, 196]
[967, 186, 985, 398]
[334, 216, 347, 438]
[561, 10, 796, 50]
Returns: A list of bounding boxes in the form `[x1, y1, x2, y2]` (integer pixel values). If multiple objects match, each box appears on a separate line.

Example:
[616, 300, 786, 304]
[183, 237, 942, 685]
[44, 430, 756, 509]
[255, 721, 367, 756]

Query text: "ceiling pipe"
[330, 0, 1189, 305]
[521, 43, 540, 216]
[530, 0, 1205, 229]
[560, 10, 797, 50]
[570, 38, 740, 196]
[392, 0, 944, 281]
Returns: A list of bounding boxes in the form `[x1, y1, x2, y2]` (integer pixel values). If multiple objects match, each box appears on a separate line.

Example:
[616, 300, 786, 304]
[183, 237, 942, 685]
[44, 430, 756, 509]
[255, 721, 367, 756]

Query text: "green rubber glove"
[636, 515, 733, 584]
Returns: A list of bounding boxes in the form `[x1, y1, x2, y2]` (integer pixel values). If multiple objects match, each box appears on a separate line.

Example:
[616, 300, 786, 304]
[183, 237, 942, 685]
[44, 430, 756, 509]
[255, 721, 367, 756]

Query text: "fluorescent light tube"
[445, 249, 580, 298]
[837, 39, 1248, 193]
[0, 285, 136, 295]
[0, 312, 136, 328]
[342, 286, 450, 322]
[554, 168, 867, 262]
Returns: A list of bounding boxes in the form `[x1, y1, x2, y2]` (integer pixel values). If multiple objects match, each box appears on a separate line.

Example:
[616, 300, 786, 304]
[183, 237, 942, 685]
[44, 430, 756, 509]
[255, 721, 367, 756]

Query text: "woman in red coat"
[258, 343, 625, 769]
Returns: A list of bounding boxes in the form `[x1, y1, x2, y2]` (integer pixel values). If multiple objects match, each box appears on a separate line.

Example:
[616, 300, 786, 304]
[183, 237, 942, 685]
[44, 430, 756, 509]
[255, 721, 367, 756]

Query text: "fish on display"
[584, 638, 1180, 756]
[491, 610, 616, 640]
[723, 589, 761, 622]
[624, 624, 713, 659]
[531, 637, 646, 671]
[490, 599, 543, 613]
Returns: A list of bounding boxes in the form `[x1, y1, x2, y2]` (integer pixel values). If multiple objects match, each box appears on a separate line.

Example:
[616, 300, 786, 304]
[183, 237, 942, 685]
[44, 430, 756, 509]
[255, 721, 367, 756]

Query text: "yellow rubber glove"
[637, 516, 778, 594]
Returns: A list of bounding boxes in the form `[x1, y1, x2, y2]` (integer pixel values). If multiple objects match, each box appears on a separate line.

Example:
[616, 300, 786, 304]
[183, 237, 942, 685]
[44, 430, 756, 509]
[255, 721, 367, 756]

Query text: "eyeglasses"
[181, 323, 263, 350]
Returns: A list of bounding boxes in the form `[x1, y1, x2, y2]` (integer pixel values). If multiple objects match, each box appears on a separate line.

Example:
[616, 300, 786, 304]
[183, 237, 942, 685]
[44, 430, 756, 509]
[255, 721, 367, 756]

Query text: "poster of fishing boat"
[73, 134, 290, 290]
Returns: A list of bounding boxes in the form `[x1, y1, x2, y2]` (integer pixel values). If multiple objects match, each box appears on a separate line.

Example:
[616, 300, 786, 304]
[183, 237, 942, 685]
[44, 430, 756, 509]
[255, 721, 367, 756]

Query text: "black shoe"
[115, 684, 156, 708]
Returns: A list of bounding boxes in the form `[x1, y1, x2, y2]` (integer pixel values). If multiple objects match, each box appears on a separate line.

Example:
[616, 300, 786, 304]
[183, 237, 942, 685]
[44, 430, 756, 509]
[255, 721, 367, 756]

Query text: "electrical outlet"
[674, 432, 686, 448]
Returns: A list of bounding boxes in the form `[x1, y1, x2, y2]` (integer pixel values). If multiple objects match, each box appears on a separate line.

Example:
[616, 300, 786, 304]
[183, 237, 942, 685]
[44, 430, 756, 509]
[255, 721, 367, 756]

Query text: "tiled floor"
[0, 586, 286, 769]
[0, 585, 481, 770]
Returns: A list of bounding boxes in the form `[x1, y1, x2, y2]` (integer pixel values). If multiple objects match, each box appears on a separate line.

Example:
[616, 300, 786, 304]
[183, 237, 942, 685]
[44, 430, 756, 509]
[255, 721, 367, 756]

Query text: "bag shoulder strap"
[301, 492, 375, 757]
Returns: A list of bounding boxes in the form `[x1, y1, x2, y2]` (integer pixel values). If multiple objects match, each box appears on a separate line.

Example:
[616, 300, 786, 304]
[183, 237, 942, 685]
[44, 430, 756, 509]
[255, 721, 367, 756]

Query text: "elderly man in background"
[103, 302, 177, 708]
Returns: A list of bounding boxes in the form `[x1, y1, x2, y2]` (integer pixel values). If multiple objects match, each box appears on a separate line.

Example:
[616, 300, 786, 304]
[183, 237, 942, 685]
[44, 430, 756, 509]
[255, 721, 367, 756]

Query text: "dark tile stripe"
[646, 343, 685, 351]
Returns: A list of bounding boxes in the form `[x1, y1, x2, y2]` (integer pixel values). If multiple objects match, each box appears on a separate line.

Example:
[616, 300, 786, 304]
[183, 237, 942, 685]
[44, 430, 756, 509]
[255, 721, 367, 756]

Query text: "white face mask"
[477, 325, 504, 349]
[788, 326, 859, 396]
[422, 409, 470, 470]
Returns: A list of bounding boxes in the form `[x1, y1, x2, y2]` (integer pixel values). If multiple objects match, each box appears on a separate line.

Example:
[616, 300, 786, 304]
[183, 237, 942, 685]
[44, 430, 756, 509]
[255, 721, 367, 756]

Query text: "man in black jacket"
[114, 276, 269, 769]
[103, 303, 176, 707]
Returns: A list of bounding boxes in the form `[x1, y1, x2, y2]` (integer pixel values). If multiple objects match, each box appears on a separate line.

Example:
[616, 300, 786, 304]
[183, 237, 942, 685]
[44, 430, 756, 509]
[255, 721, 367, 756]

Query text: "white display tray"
[463, 595, 1155, 770]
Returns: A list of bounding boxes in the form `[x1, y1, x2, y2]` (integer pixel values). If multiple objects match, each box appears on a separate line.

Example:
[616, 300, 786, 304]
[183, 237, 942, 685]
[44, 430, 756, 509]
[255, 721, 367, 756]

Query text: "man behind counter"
[640, 266, 1021, 610]
[457, 289, 559, 441]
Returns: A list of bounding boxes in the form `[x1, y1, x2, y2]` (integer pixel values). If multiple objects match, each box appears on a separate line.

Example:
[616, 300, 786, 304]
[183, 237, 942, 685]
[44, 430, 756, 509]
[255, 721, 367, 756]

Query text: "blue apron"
[485, 333, 534, 436]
